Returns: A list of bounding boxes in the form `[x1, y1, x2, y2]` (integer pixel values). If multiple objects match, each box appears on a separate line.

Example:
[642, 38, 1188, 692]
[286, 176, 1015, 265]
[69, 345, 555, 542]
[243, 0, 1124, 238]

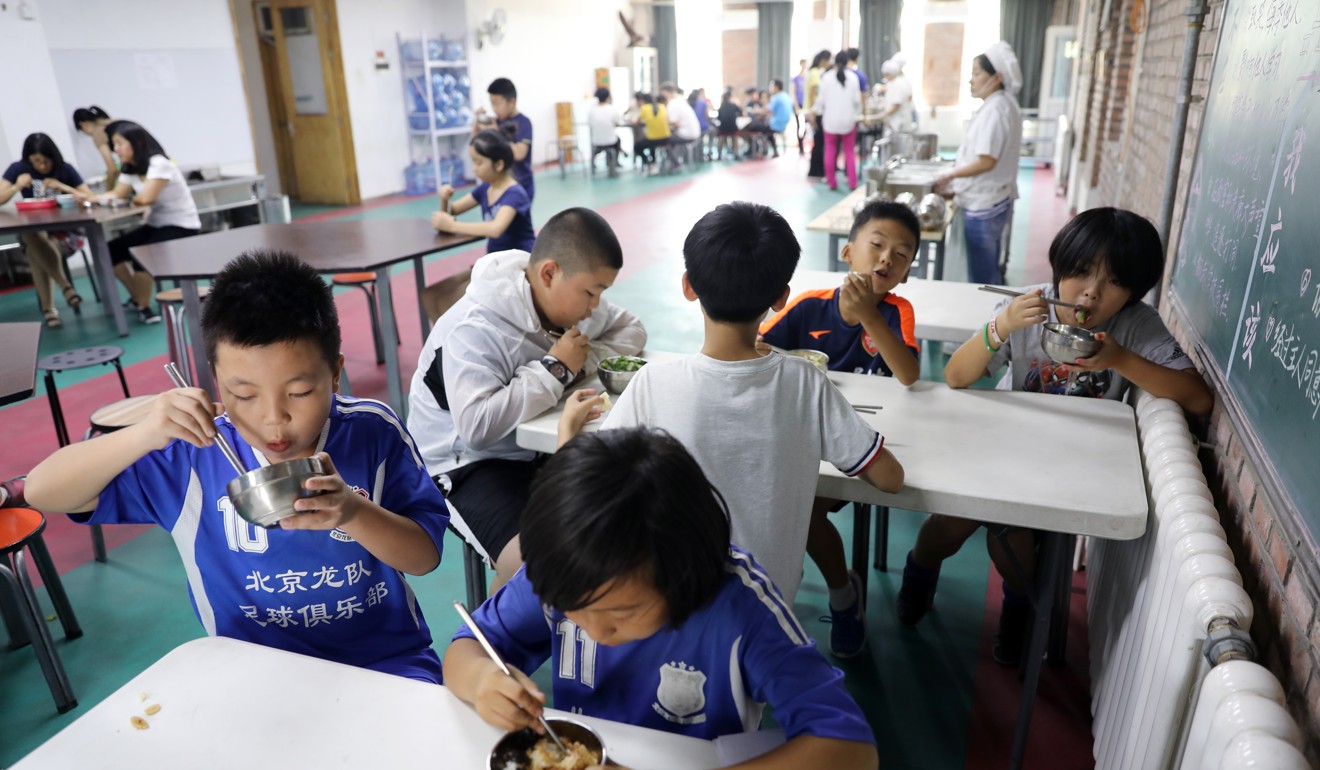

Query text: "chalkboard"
[1170, 2, 1320, 545]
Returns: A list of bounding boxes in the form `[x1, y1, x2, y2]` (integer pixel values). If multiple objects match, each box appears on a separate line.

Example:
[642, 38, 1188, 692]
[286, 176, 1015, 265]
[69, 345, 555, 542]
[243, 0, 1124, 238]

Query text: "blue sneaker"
[823, 571, 867, 658]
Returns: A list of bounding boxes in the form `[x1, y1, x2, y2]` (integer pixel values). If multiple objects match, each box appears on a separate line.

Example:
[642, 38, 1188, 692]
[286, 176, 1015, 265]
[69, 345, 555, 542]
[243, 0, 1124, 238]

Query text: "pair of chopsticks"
[977, 285, 1087, 313]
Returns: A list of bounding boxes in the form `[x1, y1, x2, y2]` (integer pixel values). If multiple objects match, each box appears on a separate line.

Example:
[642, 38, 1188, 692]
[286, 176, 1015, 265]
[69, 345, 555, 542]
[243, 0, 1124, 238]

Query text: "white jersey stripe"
[726, 556, 807, 646]
[729, 550, 808, 639]
[338, 398, 427, 469]
[170, 471, 215, 635]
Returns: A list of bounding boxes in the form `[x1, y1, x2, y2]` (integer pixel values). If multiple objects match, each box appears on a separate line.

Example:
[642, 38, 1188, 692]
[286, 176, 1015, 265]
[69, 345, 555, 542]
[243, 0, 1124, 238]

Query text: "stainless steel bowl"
[225, 456, 325, 529]
[1041, 322, 1102, 363]
[488, 718, 606, 770]
[786, 348, 830, 372]
[597, 355, 647, 396]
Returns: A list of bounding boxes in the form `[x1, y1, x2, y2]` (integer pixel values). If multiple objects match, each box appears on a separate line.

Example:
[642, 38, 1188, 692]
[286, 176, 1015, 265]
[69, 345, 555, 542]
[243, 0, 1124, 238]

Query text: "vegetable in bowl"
[598, 355, 647, 373]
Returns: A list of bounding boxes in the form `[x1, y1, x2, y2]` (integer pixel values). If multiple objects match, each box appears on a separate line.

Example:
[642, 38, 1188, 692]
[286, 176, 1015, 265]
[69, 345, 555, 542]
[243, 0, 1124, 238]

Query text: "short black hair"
[202, 250, 341, 369]
[21, 133, 66, 171]
[530, 207, 623, 274]
[108, 121, 168, 176]
[770, 78, 784, 90]
[71, 105, 108, 128]
[850, 201, 920, 246]
[812, 50, 832, 68]
[847, 47, 861, 61]
[522, 428, 732, 628]
[684, 202, 799, 323]
[594, 87, 611, 102]
[487, 77, 517, 100]
[469, 125, 517, 172]
[1048, 207, 1164, 303]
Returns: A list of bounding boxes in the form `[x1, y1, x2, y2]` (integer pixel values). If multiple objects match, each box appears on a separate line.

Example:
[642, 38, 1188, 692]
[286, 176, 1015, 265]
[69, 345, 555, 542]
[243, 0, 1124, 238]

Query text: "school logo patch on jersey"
[653, 661, 707, 725]
[861, 330, 879, 356]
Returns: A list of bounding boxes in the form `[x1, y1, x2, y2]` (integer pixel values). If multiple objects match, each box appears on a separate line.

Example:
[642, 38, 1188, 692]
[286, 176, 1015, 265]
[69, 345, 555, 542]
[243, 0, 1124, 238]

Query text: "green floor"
[1, 156, 1041, 768]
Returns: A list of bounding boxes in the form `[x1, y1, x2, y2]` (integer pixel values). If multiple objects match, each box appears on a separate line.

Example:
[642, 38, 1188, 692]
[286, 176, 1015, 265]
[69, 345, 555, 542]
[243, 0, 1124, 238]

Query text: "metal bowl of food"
[225, 456, 325, 529]
[597, 355, 647, 396]
[1041, 322, 1102, 363]
[488, 718, 606, 770]
[786, 348, 830, 372]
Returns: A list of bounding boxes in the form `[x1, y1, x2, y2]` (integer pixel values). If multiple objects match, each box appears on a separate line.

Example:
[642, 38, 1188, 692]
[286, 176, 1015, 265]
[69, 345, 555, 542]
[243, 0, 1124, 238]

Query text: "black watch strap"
[540, 355, 572, 386]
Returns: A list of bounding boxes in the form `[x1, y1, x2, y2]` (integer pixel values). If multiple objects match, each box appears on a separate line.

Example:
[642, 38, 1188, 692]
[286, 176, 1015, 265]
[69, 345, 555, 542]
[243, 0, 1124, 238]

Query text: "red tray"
[16, 198, 58, 211]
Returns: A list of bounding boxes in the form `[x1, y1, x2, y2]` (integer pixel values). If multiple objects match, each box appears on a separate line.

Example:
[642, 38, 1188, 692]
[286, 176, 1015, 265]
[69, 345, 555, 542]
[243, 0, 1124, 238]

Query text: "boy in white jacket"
[407, 207, 646, 589]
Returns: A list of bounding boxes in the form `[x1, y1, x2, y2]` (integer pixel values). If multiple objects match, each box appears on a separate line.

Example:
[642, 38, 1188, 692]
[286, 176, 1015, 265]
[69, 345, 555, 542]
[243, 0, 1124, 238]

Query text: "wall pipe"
[1155, 0, 1210, 308]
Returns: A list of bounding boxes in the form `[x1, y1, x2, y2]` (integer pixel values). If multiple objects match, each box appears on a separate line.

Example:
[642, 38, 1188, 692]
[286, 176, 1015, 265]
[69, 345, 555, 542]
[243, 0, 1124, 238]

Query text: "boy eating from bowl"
[407, 208, 646, 595]
[558, 203, 903, 655]
[912, 208, 1212, 665]
[445, 428, 880, 770]
[25, 251, 451, 681]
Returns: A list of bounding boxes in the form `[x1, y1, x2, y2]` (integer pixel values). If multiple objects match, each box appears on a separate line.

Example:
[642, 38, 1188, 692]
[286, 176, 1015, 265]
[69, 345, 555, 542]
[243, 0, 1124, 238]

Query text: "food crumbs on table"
[145, 704, 162, 715]
[138, 692, 150, 702]
[130, 716, 149, 730]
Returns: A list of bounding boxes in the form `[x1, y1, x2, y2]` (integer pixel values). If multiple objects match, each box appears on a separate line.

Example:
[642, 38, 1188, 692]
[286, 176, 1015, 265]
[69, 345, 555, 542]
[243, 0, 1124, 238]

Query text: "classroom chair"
[155, 286, 212, 386]
[0, 506, 81, 713]
[548, 137, 589, 179]
[332, 273, 398, 366]
[590, 145, 621, 178]
[38, 345, 131, 562]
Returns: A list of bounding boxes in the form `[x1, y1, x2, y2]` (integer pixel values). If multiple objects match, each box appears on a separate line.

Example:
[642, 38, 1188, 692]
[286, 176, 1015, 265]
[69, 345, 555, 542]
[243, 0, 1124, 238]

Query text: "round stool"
[1, 507, 80, 713]
[88, 394, 157, 436]
[38, 346, 129, 448]
[155, 286, 211, 386]
[333, 273, 398, 366]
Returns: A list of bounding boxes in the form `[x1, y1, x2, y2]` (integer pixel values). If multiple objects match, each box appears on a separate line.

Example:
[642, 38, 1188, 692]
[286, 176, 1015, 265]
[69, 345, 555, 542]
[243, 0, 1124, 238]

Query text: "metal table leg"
[413, 256, 430, 341]
[182, 279, 214, 398]
[850, 503, 872, 606]
[827, 233, 845, 272]
[1008, 530, 1068, 770]
[84, 225, 128, 337]
[374, 266, 406, 417]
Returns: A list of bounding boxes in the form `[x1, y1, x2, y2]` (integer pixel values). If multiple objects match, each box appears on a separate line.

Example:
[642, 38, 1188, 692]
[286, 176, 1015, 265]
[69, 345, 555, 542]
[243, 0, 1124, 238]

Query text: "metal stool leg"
[464, 541, 488, 609]
[90, 525, 107, 564]
[45, 370, 70, 448]
[1, 554, 77, 713]
[112, 358, 130, 398]
[357, 284, 386, 365]
[80, 245, 101, 302]
[0, 564, 29, 647]
[27, 534, 82, 639]
[873, 505, 890, 572]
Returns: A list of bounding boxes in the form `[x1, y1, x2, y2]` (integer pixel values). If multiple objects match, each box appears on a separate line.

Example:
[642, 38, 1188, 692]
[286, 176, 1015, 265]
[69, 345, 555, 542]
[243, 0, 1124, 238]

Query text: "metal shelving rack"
[397, 34, 473, 193]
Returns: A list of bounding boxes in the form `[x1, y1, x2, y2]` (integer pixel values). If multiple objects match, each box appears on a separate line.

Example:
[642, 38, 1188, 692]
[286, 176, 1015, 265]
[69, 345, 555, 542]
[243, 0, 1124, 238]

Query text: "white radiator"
[1087, 392, 1309, 770]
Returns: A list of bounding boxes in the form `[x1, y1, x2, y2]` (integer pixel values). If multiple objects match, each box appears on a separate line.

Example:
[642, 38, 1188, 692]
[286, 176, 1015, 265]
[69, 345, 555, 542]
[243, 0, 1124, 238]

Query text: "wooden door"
[260, 0, 359, 205]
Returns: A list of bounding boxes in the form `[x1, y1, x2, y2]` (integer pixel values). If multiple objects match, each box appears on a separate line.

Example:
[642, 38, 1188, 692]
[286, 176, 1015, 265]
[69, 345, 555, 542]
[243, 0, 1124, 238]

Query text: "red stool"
[0, 507, 80, 713]
[333, 273, 398, 365]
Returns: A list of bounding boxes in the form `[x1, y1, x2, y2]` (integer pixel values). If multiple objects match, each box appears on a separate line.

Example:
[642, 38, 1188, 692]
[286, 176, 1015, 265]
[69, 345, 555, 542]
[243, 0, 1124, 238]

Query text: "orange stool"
[333, 273, 398, 365]
[0, 507, 80, 712]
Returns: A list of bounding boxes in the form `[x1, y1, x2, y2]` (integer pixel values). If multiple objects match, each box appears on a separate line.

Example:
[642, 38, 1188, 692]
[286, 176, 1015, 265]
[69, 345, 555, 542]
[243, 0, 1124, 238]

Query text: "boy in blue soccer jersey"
[444, 428, 879, 770]
[26, 251, 450, 682]
[755, 201, 921, 658]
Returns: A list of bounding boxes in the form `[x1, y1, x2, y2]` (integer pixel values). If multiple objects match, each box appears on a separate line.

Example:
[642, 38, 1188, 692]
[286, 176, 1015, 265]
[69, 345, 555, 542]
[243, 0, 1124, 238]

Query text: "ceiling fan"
[476, 8, 506, 50]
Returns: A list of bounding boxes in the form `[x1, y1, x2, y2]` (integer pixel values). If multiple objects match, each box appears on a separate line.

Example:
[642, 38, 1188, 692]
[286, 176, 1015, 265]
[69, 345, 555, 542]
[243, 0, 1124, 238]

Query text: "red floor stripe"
[963, 564, 1095, 769]
[1022, 167, 1073, 286]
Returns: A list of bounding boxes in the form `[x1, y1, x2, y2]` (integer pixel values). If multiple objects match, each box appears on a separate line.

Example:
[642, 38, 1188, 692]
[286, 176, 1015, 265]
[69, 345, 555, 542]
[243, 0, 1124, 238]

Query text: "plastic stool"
[156, 287, 211, 386]
[38, 346, 129, 562]
[0, 507, 80, 713]
[333, 273, 398, 366]
[81, 394, 158, 562]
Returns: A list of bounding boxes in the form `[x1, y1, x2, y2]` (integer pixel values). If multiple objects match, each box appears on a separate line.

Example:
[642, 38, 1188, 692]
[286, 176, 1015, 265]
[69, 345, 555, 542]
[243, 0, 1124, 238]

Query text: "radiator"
[1086, 392, 1309, 770]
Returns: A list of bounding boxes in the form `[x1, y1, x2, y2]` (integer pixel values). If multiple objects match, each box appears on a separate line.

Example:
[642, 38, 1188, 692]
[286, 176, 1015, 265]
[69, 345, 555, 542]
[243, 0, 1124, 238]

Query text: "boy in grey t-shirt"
[910, 208, 1212, 665]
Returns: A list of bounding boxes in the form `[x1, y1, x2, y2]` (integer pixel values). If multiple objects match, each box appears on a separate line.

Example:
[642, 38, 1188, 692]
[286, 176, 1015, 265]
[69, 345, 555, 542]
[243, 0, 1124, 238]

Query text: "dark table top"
[0, 322, 42, 407]
[0, 204, 148, 231]
[129, 220, 480, 279]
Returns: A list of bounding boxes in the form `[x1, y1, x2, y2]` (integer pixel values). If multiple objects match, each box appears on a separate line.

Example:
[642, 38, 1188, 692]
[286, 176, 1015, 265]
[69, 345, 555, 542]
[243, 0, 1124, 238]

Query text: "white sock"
[828, 579, 857, 611]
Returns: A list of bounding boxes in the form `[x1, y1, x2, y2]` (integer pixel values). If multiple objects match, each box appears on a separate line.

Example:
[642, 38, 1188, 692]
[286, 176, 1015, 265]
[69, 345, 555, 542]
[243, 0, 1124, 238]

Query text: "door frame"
[253, 0, 360, 205]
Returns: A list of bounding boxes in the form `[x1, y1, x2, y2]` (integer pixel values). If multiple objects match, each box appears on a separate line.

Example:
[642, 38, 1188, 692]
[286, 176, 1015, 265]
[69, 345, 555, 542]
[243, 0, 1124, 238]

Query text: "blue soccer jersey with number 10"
[454, 547, 875, 744]
[77, 394, 450, 682]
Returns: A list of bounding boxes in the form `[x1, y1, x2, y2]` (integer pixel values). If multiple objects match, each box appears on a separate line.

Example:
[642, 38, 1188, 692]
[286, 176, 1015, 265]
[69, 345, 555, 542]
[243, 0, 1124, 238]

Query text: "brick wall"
[1074, 0, 1320, 762]
[722, 29, 758, 93]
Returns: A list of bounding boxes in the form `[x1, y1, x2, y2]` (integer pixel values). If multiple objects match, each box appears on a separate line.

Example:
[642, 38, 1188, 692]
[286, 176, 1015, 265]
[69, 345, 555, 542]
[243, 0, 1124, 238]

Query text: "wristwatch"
[540, 355, 572, 386]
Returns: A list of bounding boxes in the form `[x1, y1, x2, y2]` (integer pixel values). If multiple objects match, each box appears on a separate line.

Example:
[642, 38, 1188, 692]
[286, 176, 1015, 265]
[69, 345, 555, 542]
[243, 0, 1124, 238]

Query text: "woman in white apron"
[935, 42, 1023, 285]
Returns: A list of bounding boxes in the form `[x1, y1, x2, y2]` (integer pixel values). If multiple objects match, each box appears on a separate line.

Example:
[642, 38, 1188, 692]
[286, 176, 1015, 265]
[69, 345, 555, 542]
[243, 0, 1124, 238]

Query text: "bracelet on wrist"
[981, 322, 1001, 353]
[988, 317, 1003, 346]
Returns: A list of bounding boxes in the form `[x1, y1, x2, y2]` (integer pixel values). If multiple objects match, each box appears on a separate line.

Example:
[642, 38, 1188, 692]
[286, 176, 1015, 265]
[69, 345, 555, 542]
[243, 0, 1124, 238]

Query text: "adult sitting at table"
[933, 42, 1023, 285]
[0, 133, 89, 329]
[660, 82, 701, 170]
[91, 121, 201, 325]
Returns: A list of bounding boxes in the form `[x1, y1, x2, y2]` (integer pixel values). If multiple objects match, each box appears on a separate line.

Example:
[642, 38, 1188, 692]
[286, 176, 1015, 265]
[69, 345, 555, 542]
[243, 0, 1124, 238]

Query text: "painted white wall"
[334, 0, 465, 200]
[466, 0, 633, 180]
[674, 0, 722, 96]
[0, 3, 76, 169]
[35, 0, 256, 177]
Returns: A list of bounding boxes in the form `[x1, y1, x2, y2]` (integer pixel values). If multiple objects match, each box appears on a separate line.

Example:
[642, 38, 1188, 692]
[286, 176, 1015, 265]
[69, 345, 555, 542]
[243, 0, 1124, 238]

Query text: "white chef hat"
[881, 59, 901, 76]
[982, 41, 1022, 95]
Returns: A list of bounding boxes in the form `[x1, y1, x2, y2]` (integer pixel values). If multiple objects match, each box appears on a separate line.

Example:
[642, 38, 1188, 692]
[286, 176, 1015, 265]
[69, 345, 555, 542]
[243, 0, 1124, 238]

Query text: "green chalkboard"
[1169, 2, 1320, 544]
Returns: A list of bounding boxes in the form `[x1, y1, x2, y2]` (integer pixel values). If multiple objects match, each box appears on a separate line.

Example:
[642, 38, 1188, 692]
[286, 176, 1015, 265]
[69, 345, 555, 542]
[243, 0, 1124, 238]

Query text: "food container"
[597, 355, 647, 396]
[893, 192, 920, 216]
[916, 193, 947, 231]
[488, 718, 606, 770]
[15, 198, 57, 212]
[786, 349, 830, 372]
[55, 194, 78, 209]
[1041, 322, 1102, 363]
[225, 456, 326, 529]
